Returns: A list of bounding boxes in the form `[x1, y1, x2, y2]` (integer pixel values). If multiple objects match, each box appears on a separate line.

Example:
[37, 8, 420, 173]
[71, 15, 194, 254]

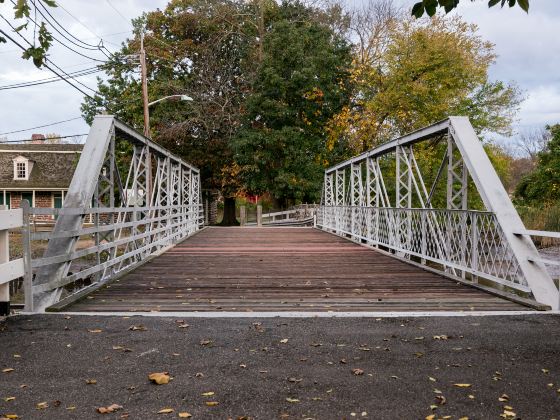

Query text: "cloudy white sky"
[0, 0, 559, 143]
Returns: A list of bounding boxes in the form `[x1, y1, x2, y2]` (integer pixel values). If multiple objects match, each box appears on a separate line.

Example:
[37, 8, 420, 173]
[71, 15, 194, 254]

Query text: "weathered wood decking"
[67, 227, 529, 312]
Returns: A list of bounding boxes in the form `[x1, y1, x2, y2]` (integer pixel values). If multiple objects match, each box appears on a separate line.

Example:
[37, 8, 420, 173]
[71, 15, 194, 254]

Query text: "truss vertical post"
[335, 169, 345, 234]
[350, 163, 363, 240]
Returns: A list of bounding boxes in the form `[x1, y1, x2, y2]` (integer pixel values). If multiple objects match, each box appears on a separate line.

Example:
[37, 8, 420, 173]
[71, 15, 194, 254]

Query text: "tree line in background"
[78, 0, 538, 223]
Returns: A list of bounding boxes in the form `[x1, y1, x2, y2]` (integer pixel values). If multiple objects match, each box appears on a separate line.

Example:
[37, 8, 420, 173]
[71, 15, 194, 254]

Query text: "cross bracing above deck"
[319, 116, 559, 310]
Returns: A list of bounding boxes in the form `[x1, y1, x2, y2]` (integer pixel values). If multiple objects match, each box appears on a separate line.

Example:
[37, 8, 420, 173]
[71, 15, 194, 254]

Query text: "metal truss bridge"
[0, 115, 558, 313]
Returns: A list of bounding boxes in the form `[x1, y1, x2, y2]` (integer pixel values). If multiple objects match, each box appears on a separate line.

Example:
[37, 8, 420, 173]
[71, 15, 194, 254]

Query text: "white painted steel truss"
[30, 116, 203, 312]
[318, 116, 559, 310]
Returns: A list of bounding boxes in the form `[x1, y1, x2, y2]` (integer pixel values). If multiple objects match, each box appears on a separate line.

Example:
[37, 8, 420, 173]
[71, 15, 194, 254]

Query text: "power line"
[35, 1, 106, 50]
[0, 67, 101, 90]
[4, 5, 109, 63]
[0, 133, 88, 143]
[56, 1, 113, 44]
[0, 117, 84, 136]
[105, 0, 130, 24]
[0, 24, 100, 97]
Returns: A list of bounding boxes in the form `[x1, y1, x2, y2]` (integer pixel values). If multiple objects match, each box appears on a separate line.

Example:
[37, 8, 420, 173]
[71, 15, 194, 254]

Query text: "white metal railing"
[262, 205, 318, 224]
[514, 230, 560, 266]
[24, 203, 203, 311]
[317, 205, 531, 292]
[0, 207, 28, 314]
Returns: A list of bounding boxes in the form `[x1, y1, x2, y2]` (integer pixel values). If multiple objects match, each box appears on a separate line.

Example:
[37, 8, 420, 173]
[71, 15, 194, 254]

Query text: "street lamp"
[143, 94, 193, 138]
[148, 94, 193, 107]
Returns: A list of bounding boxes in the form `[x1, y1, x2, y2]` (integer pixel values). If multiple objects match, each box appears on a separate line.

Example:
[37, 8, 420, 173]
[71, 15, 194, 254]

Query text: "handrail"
[514, 230, 560, 239]
[0, 207, 29, 315]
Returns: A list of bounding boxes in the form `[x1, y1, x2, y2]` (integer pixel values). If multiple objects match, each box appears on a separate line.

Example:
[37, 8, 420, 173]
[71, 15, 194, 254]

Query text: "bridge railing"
[23, 202, 203, 311]
[260, 204, 319, 225]
[317, 206, 529, 292]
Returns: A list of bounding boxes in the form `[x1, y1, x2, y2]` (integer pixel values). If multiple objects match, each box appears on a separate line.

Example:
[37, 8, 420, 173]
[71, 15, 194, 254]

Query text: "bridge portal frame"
[319, 116, 559, 310]
[30, 115, 203, 312]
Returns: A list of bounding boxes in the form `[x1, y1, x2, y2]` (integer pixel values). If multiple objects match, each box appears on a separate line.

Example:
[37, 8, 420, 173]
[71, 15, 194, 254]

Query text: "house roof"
[0, 143, 83, 189]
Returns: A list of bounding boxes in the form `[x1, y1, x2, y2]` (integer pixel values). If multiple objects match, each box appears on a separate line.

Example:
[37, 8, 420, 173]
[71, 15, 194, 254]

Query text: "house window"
[15, 162, 27, 179]
[13, 156, 31, 180]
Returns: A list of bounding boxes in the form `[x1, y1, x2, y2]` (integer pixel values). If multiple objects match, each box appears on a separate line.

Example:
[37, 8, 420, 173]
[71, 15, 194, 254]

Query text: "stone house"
[0, 143, 83, 220]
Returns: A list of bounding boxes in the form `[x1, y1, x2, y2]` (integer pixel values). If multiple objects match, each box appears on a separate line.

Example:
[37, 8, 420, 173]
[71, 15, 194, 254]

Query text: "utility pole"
[139, 31, 152, 204]
[140, 32, 150, 138]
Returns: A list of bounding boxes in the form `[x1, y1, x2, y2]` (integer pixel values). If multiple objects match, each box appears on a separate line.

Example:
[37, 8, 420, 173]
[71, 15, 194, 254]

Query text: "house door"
[0, 192, 10, 209]
[54, 193, 63, 209]
[54, 193, 63, 220]
[21, 192, 33, 207]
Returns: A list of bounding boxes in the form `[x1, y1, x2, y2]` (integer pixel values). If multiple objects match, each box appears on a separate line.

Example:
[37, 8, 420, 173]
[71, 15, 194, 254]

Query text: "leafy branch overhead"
[0, 0, 57, 67]
[412, 0, 529, 18]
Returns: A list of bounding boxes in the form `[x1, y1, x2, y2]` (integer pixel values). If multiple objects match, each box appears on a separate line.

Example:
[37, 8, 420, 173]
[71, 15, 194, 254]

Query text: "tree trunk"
[219, 196, 239, 226]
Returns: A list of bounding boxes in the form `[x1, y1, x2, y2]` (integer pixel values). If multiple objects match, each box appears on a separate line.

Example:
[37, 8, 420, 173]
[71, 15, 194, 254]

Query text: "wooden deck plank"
[67, 227, 530, 312]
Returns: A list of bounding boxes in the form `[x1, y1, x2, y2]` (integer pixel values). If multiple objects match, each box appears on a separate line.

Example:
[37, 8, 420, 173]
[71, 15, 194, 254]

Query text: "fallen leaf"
[36, 402, 48, 410]
[541, 368, 549, 374]
[128, 325, 147, 331]
[88, 329, 103, 333]
[4, 397, 15, 402]
[2, 368, 14, 373]
[288, 377, 302, 383]
[86, 379, 97, 385]
[202, 392, 215, 396]
[4, 415, 19, 419]
[453, 384, 471, 388]
[352, 368, 364, 376]
[425, 415, 436, 420]
[285, 398, 299, 403]
[498, 394, 509, 402]
[428, 377, 437, 382]
[66, 406, 76, 410]
[200, 340, 212, 346]
[205, 401, 219, 407]
[157, 408, 174, 414]
[501, 410, 516, 418]
[435, 395, 446, 405]
[280, 338, 289, 344]
[433, 335, 449, 340]
[178, 413, 192, 418]
[148, 372, 170, 385]
[97, 404, 123, 414]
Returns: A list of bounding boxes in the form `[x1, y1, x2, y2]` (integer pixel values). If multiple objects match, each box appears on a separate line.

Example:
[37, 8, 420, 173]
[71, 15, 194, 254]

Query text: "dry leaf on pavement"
[149, 372, 170, 384]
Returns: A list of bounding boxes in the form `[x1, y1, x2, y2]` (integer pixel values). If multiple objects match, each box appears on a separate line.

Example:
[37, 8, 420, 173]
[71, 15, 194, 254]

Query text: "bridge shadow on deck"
[67, 227, 529, 312]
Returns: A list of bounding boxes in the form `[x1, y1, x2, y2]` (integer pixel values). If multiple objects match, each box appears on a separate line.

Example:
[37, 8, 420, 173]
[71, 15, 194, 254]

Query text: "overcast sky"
[0, 0, 559, 143]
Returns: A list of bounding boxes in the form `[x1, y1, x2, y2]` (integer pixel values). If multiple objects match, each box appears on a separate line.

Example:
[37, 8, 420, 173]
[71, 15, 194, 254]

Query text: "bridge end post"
[240, 206, 246, 226]
[257, 205, 262, 227]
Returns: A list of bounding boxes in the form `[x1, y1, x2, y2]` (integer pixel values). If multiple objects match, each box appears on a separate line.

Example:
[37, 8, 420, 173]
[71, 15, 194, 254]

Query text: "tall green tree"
[232, 2, 352, 206]
[82, 0, 259, 224]
[515, 124, 560, 204]
[328, 14, 522, 154]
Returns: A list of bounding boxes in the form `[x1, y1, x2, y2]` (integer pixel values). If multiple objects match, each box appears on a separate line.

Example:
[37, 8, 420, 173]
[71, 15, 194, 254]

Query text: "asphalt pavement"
[1, 314, 559, 419]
